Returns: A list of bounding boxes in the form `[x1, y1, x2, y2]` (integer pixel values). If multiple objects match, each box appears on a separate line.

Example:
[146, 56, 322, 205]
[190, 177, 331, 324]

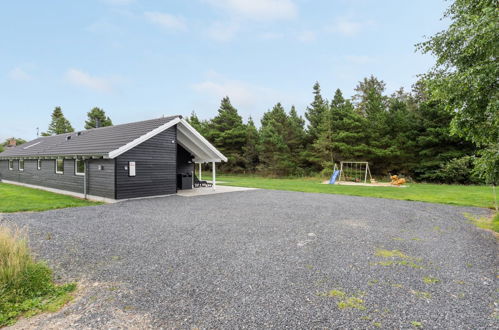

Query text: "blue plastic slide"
[329, 170, 340, 184]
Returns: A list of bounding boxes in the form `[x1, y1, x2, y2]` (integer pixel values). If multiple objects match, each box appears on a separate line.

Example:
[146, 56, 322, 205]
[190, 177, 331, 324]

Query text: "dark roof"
[0, 116, 180, 159]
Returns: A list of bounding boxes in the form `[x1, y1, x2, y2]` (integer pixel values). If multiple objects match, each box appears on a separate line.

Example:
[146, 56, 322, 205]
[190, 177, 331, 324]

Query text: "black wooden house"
[0, 116, 227, 202]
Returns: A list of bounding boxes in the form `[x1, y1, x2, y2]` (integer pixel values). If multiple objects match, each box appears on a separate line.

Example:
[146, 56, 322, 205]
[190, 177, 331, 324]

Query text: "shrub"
[433, 156, 481, 184]
[0, 226, 76, 326]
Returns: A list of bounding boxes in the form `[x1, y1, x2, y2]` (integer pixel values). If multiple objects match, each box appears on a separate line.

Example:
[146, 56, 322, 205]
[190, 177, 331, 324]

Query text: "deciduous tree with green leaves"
[417, 0, 498, 205]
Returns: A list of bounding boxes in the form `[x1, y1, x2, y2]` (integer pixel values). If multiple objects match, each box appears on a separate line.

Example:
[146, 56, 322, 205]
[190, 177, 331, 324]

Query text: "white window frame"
[8, 159, 13, 170]
[75, 159, 85, 176]
[18, 159, 24, 171]
[55, 158, 64, 174]
[37, 159, 42, 170]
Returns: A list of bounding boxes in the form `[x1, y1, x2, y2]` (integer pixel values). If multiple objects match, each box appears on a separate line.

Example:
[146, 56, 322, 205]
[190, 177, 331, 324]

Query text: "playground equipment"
[326, 162, 408, 187]
[390, 175, 406, 185]
[339, 161, 372, 184]
[329, 164, 341, 184]
[328, 161, 373, 185]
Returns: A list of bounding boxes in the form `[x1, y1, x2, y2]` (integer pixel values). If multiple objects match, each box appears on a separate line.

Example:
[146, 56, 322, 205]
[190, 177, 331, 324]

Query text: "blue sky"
[1, 0, 449, 141]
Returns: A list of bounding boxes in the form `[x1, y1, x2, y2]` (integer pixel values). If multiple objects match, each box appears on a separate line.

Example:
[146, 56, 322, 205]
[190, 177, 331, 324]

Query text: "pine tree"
[258, 103, 295, 176]
[313, 107, 335, 175]
[314, 89, 370, 175]
[285, 106, 307, 175]
[42, 107, 74, 136]
[186, 111, 209, 136]
[242, 117, 259, 172]
[84, 107, 113, 129]
[411, 81, 476, 182]
[383, 88, 419, 174]
[304, 82, 329, 142]
[330, 90, 369, 162]
[208, 97, 247, 171]
[352, 75, 387, 117]
[352, 76, 394, 174]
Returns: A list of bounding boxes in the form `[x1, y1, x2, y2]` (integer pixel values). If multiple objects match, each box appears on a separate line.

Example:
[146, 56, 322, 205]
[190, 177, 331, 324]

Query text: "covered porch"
[176, 119, 227, 190]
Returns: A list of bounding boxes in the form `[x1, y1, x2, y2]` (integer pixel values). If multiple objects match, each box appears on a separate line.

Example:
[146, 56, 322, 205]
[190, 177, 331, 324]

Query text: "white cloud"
[144, 11, 186, 31]
[344, 55, 374, 64]
[206, 21, 239, 42]
[205, 0, 298, 21]
[9, 67, 32, 81]
[297, 30, 317, 43]
[328, 18, 373, 37]
[192, 72, 281, 109]
[65, 69, 119, 93]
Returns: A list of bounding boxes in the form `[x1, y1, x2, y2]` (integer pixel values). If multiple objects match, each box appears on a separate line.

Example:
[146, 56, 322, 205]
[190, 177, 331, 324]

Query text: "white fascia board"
[108, 117, 181, 159]
[177, 128, 215, 161]
[178, 119, 228, 162]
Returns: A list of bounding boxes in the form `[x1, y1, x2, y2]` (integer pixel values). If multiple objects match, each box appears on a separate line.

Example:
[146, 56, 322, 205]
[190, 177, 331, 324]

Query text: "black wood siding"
[177, 144, 194, 175]
[115, 126, 177, 199]
[0, 159, 115, 199]
[0, 159, 84, 193]
[87, 159, 115, 199]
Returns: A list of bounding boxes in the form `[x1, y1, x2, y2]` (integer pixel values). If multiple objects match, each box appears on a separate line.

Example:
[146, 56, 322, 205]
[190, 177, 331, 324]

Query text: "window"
[18, 159, 24, 171]
[37, 159, 42, 170]
[55, 158, 64, 174]
[75, 159, 85, 176]
[8, 160, 13, 170]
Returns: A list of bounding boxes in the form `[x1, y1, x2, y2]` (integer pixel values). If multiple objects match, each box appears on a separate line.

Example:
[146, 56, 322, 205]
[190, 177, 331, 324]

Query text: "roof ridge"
[80, 115, 181, 134]
[0, 115, 183, 158]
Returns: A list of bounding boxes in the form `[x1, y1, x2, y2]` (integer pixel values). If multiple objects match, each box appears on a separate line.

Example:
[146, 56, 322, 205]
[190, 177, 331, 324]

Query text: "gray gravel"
[2, 190, 498, 329]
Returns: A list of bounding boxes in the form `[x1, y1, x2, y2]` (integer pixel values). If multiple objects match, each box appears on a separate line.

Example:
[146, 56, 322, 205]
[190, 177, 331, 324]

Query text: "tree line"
[187, 77, 478, 183]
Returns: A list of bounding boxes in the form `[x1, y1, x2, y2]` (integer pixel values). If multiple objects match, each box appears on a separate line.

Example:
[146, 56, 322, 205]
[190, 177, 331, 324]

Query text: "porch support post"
[199, 162, 202, 180]
[212, 161, 216, 190]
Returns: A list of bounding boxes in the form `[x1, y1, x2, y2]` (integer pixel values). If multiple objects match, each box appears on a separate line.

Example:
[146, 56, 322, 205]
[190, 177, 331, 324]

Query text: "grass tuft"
[372, 248, 424, 269]
[422, 276, 440, 284]
[0, 225, 76, 326]
[411, 321, 423, 327]
[328, 289, 346, 298]
[411, 290, 432, 299]
[337, 297, 366, 310]
[319, 288, 366, 310]
[375, 249, 409, 259]
[463, 212, 499, 233]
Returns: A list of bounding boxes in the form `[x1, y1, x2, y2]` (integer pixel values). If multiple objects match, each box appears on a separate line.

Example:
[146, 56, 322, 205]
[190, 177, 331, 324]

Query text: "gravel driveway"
[2, 190, 498, 329]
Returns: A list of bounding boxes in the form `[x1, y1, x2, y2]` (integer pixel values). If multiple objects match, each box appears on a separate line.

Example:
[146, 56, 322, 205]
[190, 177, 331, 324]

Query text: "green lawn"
[217, 174, 495, 209]
[0, 183, 101, 213]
